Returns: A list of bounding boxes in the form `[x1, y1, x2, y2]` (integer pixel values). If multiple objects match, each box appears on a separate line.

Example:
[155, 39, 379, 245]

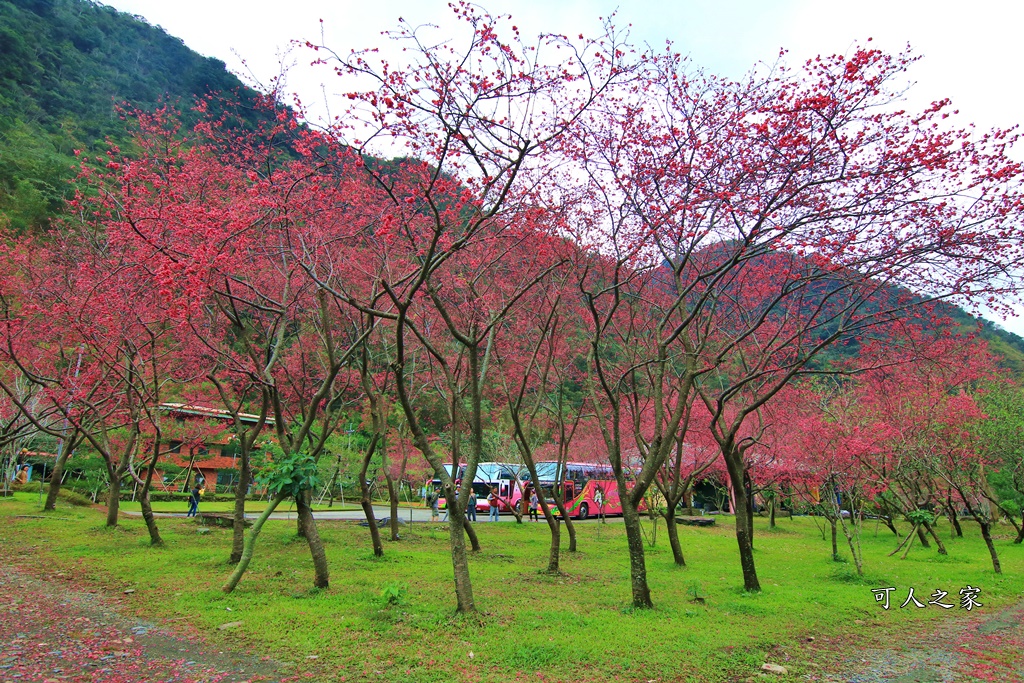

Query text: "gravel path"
[819, 601, 1024, 683]
[0, 564, 287, 683]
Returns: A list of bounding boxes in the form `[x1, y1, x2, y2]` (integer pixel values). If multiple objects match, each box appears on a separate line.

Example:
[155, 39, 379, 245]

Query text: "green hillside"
[0, 0, 264, 233]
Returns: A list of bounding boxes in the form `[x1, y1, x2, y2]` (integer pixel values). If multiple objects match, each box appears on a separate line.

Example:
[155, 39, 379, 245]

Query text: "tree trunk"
[883, 517, 899, 536]
[223, 491, 288, 593]
[889, 524, 918, 557]
[296, 489, 309, 537]
[105, 471, 121, 527]
[137, 448, 162, 546]
[360, 484, 384, 558]
[745, 488, 755, 549]
[830, 519, 839, 560]
[463, 518, 481, 552]
[916, 525, 930, 548]
[384, 470, 400, 542]
[732, 484, 761, 592]
[446, 505, 475, 613]
[838, 517, 863, 576]
[664, 511, 686, 566]
[548, 494, 577, 552]
[545, 516, 561, 573]
[358, 443, 382, 556]
[768, 498, 776, 529]
[979, 521, 1002, 574]
[296, 492, 329, 589]
[1015, 517, 1024, 545]
[952, 513, 964, 538]
[43, 440, 73, 511]
[924, 522, 947, 555]
[326, 461, 340, 508]
[230, 453, 251, 564]
[621, 500, 653, 608]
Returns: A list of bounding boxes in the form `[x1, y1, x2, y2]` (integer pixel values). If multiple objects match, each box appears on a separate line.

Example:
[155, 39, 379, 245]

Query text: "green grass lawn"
[1, 492, 1022, 682]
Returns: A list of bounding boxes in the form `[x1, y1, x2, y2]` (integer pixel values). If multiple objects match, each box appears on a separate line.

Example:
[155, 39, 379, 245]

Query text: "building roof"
[158, 403, 275, 426]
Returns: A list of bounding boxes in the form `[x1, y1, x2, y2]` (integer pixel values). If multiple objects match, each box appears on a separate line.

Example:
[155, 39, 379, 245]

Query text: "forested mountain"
[2, 0, 1023, 371]
[0, 0, 265, 233]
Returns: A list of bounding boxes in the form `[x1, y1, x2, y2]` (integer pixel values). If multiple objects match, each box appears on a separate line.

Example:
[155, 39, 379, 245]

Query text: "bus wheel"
[578, 503, 589, 520]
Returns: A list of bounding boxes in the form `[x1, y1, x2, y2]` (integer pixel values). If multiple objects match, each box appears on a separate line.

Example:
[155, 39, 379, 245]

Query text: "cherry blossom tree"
[305, 4, 634, 612]
[569, 43, 1024, 602]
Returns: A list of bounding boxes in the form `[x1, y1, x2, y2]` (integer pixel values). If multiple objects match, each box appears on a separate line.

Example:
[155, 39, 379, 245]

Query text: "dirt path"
[0, 564, 287, 683]
[818, 601, 1024, 683]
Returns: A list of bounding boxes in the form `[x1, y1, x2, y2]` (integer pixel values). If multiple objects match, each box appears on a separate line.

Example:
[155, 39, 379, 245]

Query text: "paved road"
[121, 505, 587, 523]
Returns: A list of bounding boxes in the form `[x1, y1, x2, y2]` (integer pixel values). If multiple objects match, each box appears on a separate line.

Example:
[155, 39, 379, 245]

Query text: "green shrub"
[57, 488, 93, 507]
[377, 581, 408, 607]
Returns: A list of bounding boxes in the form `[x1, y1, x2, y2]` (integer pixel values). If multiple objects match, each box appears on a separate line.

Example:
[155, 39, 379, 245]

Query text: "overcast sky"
[102, 0, 1024, 334]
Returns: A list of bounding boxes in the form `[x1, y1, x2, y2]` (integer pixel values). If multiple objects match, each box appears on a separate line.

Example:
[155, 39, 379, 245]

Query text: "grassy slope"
[1, 493, 1022, 682]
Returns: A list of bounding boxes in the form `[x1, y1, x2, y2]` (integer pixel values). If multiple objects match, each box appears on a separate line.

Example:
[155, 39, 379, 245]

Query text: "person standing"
[529, 490, 540, 521]
[467, 490, 477, 522]
[187, 484, 200, 517]
[594, 486, 605, 523]
[429, 488, 440, 522]
[487, 487, 500, 522]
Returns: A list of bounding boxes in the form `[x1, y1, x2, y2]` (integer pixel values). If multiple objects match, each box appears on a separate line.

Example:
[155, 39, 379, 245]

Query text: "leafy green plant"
[377, 581, 407, 608]
[906, 509, 935, 526]
[256, 453, 320, 498]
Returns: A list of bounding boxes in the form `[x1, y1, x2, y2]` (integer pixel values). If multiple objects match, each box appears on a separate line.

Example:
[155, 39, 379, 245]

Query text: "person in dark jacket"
[187, 484, 200, 517]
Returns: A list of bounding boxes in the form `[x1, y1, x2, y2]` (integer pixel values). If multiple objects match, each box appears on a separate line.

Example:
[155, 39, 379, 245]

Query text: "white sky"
[102, 0, 1024, 335]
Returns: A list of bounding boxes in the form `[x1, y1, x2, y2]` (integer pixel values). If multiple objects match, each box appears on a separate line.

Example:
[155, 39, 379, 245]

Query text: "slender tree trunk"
[979, 521, 1002, 574]
[138, 446, 162, 546]
[838, 517, 863, 576]
[916, 525, 930, 548]
[746, 489, 755, 549]
[385, 471, 400, 542]
[768, 498, 776, 529]
[952, 514, 964, 538]
[223, 491, 288, 593]
[621, 500, 653, 608]
[296, 489, 309, 538]
[545, 516, 561, 573]
[358, 442, 383, 556]
[230, 453, 251, 564]
[830, 519, 839, 560]
[924, 522, 947, 555]
[447, 504, 475, 613]
[326, 462, 340, 508]
[296, 492, 329, 588]
[889, 524, 919, 557]
[732, 484, 760, 592]
[1015, 517, 1024, 545]
[360, 484, 384, 557]
[664, 511, 686, 567]
[105, 471, 121, 527]
[463, 518, 481, 552]
[548, 495, 577, 552]
[945, 495, 963, 538]
[43, 440, 73, 511]
[883, 517, 899, 536]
